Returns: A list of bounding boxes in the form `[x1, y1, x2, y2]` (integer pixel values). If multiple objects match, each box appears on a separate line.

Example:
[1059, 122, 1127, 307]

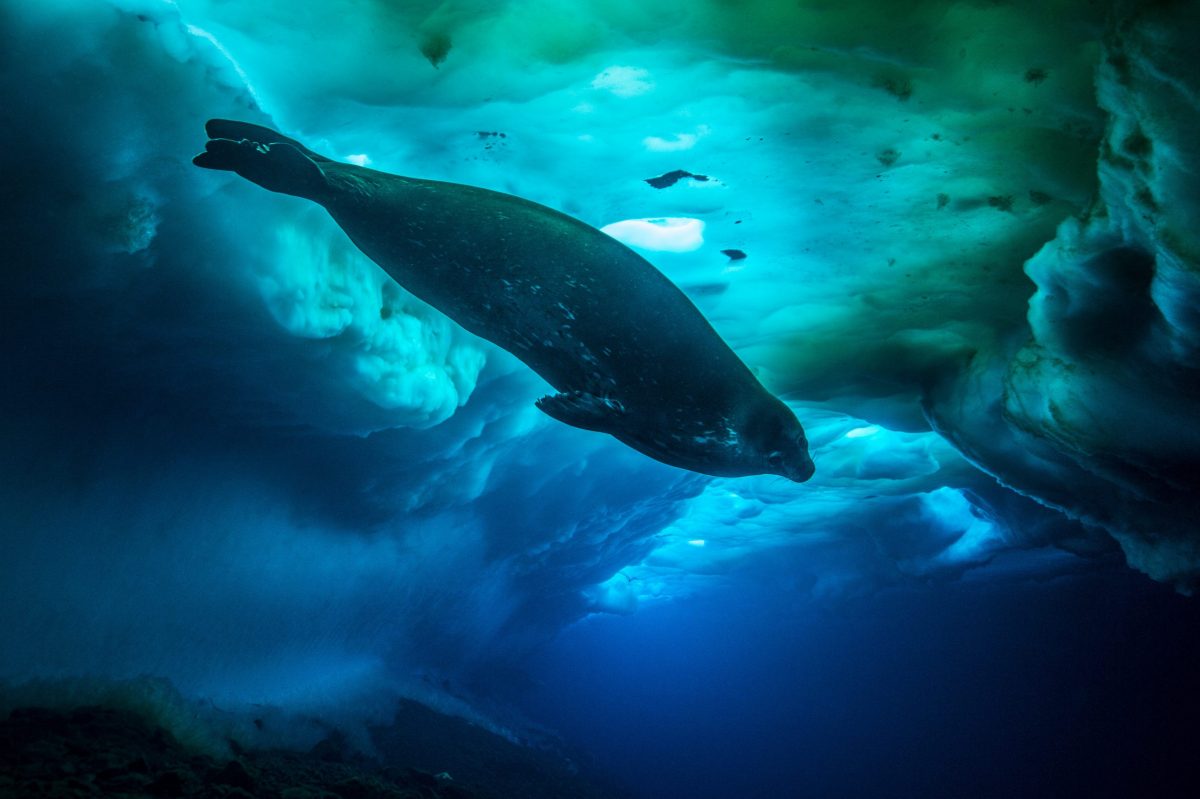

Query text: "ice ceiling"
[2, 0, 1198, 706]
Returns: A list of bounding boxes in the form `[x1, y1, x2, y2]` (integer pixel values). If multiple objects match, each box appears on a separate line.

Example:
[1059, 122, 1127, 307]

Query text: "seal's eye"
[767, 451, 785, 468]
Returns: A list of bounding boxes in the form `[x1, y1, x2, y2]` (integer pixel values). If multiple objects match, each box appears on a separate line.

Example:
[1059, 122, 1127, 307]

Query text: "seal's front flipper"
[204, 119, 333, 163]
[193, 138, 327, 201]
[536, 391, 626, 433]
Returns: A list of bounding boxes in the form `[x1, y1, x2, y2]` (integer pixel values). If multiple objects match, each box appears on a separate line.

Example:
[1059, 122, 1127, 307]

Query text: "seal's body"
[195, 120, 814, 481]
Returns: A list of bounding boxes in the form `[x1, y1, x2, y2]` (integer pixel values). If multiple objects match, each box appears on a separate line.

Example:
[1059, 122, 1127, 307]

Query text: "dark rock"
[419, 32, 451, 68]
[332, 776, 374, 798]
[403, 768, 440, 788]
[68, 707, 108, 725]
[438, 785, 476, 799]
[189, 754, 216, 772]
[309, 731, 351, 764]
[644, 169, 709, 189]
[59, 776, 93, 794]
[11, 707, 58, 725]
[875, 74, 913, 100]
[216, 759, 256, 790]
[98, 769, 153, 792]
[147, 768, 189, 796]
[1, 700, 605, 799]
[281, 788, 334, 799]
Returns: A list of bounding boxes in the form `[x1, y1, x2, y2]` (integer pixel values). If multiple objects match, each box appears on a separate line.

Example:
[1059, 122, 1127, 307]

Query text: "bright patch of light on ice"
[844, 425, 881, 439]
[921, 487, 1003, 565]
[644, 133, 697, 152]
[184, 25, 264, 110]
[601, 217, 704, 252]
[346, 154, 372, 166]
[592, 66, 653, 97]
[687, 539, 706, 547]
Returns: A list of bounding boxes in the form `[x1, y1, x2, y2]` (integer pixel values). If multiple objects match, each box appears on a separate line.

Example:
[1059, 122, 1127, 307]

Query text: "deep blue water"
[519, 569, 1200, 799]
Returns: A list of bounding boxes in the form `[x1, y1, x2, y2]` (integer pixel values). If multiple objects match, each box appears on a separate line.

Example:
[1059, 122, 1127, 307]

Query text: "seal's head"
[741, 398, 815, 482]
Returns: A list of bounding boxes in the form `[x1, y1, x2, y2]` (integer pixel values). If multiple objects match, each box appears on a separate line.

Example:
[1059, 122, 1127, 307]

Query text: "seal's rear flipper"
[536, 391, 626, 433]
[204, 119, 333, 163]
[193, 138, 327, 201]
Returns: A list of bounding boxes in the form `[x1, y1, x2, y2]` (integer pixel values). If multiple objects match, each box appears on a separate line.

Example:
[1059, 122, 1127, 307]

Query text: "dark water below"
[518, 567, 1200, 799]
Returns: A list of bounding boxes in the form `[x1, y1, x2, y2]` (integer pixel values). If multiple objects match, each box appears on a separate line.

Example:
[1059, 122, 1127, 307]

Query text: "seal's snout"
[787, 456, 816, 483]
[766, 447, 814, 483]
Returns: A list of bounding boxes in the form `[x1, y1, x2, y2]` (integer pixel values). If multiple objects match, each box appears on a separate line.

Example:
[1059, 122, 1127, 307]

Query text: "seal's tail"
[193, 119, 328, 201]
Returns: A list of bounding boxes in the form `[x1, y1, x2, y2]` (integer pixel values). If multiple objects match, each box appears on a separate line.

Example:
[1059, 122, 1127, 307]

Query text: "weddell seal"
[194, 119, 814, 482]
